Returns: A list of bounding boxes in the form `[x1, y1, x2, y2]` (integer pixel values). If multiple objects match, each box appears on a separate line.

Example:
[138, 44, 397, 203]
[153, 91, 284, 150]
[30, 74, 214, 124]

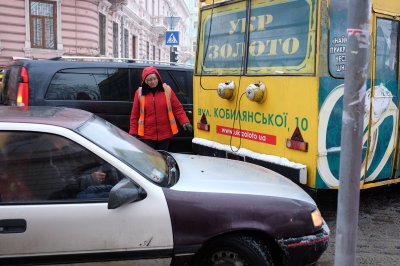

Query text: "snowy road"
[316, 185, 400, 265]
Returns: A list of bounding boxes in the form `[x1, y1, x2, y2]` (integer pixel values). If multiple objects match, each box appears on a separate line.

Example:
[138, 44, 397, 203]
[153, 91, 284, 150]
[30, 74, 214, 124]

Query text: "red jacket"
[129, 67, 189, 140]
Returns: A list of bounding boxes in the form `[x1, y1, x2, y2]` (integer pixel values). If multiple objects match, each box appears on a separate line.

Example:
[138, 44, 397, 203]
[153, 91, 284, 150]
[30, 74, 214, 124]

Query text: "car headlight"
[311, 209, 323, 228]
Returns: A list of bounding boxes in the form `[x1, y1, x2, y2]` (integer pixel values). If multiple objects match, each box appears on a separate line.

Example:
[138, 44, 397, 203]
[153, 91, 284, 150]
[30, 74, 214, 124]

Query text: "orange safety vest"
[138, 83, 178, 136]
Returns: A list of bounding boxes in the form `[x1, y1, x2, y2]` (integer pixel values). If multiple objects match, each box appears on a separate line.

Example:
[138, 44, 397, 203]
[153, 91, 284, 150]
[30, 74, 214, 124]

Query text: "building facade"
[183, 0, 199, 65]
[0, 0, 191, 64]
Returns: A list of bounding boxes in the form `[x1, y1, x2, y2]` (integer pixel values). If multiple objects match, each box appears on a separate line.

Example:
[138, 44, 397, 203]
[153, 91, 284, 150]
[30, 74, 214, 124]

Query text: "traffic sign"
[165, 31, 179, 45]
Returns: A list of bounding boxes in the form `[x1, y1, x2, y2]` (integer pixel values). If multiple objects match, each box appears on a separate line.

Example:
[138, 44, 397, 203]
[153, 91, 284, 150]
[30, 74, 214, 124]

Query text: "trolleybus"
[193, 0, 400, 192]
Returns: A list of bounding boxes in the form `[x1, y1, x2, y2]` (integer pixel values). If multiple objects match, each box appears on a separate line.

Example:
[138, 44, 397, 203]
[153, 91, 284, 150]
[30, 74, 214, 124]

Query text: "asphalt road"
[316, 184, 400, 265]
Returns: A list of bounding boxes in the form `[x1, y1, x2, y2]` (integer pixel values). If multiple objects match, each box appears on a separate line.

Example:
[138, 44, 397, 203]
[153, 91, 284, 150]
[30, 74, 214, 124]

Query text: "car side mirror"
[108, 178, 147, 209]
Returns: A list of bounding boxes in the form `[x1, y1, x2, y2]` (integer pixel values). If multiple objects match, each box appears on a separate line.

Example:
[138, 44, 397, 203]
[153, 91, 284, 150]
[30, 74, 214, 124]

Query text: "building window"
[99, 13, 106, 55]
[124, 29, 129, 58]
[113, 22, 118, 57]
[158, 49, 161, 61]
[146, 41, 150, 60]
[152, 45, 156, 61]
[132, 35, 137, 58]
[192, 41, 197, 54]
[30, 0, 57, 49]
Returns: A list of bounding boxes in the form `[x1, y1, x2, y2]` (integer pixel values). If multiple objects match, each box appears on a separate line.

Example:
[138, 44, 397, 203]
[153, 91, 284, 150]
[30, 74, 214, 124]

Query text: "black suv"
[0, 58, 193, 153]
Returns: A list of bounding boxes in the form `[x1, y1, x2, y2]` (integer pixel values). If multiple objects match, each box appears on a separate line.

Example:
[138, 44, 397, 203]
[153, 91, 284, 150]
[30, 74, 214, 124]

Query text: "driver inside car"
[45, 134, 121, 200]
[76, 163, 119, 199]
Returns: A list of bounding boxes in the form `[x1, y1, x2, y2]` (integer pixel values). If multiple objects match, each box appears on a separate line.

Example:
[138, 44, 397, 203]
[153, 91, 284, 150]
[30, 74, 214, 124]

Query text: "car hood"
[170, 153, 315, 206]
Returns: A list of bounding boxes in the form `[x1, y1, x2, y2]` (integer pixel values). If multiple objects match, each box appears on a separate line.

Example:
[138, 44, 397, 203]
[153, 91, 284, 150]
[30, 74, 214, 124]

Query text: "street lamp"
[164, 16, 180, 31]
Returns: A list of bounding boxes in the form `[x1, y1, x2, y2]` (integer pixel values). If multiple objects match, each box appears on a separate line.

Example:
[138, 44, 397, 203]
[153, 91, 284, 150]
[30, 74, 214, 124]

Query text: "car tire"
[192, 234, 274, 266]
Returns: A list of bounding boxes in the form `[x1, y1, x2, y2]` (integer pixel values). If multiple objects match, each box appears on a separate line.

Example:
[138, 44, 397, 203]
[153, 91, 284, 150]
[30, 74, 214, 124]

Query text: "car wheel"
[193, 234, 274, 266]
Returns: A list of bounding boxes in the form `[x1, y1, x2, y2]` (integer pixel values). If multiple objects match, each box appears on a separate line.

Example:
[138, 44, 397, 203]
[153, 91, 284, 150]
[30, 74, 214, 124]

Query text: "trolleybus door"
[363, 16, 400, 184]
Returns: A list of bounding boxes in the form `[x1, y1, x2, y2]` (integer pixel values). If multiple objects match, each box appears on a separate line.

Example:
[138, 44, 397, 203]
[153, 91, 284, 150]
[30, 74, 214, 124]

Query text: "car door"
[0, 130, 173, 265]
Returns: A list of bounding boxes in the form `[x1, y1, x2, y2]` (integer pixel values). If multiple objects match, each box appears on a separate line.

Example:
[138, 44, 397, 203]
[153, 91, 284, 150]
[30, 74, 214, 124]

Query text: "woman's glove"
[183, 123, 193, 132]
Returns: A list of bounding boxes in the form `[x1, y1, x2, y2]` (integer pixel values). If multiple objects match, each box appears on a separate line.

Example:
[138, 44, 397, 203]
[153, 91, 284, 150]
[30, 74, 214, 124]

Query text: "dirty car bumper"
[279, 221, 330, 266]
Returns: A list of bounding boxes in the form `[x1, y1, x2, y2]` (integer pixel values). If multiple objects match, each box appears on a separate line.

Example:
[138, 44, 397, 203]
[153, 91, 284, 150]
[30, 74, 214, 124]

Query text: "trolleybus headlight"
[217, 80, 235, 100]
[246, 82, 266, 103]
[311, 209, 323, 228]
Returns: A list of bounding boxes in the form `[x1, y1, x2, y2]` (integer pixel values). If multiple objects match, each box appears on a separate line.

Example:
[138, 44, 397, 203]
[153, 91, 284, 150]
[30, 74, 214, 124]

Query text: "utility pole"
[334, 0, 371, 265]
[169, 18, 175, 63]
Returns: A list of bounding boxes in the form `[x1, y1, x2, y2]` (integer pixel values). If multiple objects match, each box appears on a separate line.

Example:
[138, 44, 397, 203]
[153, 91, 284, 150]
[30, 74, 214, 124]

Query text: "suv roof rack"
[57, 56, 193, 67]
[12, 56, 52, 61]
[12, 56, 33, 61]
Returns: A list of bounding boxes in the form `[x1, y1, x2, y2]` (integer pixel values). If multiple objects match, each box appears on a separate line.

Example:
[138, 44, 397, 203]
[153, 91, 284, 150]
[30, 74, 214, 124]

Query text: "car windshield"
[76, 116, 169, 186]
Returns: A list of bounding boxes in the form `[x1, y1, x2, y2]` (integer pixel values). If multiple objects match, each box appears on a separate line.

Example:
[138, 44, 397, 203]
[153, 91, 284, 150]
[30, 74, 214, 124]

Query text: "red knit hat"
[141, 66, 162, 86]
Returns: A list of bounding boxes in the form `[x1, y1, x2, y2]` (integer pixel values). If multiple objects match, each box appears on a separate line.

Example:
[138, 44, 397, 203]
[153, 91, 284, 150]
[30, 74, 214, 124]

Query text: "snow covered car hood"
[170, 153, 315, 206]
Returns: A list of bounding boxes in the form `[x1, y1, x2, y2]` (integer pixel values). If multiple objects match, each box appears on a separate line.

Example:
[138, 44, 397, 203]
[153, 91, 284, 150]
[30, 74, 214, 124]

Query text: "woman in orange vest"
[129, 66, 192, 150]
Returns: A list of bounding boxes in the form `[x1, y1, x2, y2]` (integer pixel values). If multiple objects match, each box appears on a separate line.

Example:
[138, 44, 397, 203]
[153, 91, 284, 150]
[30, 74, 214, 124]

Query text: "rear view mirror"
[108, 178, 147, 209]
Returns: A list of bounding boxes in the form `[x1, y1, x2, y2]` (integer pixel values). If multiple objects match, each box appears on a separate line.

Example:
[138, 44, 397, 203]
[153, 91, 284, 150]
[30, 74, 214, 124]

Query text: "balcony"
[108, 0, 128, 11]
[151, 16, 168, 41]
[108, 0, 128, 5]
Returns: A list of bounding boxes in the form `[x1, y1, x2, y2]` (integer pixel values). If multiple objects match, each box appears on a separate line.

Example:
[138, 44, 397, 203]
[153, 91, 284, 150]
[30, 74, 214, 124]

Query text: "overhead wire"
[229, 0, 251, 153]
[197, 0, 250, 153]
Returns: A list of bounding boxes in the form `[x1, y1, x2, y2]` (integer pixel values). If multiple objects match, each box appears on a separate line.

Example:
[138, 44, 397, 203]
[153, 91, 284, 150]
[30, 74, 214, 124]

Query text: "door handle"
[0, 219, 27, 233]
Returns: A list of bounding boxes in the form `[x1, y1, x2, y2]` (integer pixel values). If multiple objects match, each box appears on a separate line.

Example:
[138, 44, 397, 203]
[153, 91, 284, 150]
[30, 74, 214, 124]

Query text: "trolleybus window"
[247, 0, 317, 75]
[197, 1, 246, 75]
[197, 0, 317, 75]
[375, 18, 399, 87]
[329, 0, 348, 78]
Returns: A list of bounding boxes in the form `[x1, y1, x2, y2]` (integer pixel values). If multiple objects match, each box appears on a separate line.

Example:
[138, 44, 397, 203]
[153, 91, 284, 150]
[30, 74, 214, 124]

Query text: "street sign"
[165, 31, 179, 46]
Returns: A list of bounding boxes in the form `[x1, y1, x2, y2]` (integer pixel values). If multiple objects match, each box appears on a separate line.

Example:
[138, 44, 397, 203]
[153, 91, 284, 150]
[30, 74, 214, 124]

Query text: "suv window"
[130, 67, 143, 92]
[46, 68, 130, 101]
[4, 67, 20, 98]
[170, 70, 192, 105]
[129, 68, 192, 105]
[158, 70, 192, 105]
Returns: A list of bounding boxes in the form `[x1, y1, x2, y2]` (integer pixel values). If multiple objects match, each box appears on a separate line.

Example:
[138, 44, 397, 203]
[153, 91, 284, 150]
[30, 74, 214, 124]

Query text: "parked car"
[0, 58, 193, 153]
[0, 106, 329, 266]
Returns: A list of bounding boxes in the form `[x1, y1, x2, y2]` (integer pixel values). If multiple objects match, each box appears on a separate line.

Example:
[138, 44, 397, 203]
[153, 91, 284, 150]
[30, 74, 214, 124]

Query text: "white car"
[0, 106, 329, 265]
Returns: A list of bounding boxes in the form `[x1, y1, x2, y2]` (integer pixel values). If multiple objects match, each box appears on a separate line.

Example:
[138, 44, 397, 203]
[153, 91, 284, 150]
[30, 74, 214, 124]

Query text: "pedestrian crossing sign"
[165, 31, 179, 45]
